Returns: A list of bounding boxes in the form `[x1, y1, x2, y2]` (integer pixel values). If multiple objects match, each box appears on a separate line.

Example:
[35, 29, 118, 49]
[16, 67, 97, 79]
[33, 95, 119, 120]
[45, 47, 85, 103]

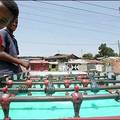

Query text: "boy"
[0, 16, 29, 76]
[0, 0, 18, 29]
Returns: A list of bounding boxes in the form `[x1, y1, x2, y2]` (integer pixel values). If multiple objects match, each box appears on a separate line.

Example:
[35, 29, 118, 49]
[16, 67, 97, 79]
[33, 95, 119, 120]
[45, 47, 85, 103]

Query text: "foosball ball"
[0, 72, 120, 120]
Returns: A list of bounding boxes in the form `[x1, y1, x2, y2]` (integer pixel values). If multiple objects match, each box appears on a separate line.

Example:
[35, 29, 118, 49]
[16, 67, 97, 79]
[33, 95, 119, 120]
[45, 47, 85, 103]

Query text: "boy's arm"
[0, 46, 29, 69]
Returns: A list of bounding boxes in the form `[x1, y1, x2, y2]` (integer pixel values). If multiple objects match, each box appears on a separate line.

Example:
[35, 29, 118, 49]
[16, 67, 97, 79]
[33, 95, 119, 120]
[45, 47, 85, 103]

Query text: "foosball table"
[0, 72, 120, 120]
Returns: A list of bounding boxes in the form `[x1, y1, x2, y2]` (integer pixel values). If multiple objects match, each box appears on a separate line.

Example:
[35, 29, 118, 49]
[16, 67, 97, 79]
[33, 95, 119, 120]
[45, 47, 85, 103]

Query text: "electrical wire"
[77, 1, 118, 11]
[38, 1, 120, 18]
[18, 2, 120, 27]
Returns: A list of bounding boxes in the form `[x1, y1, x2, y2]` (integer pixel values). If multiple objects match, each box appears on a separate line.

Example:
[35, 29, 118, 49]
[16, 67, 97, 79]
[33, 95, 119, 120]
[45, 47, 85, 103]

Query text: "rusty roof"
[30, 60, 48, 64]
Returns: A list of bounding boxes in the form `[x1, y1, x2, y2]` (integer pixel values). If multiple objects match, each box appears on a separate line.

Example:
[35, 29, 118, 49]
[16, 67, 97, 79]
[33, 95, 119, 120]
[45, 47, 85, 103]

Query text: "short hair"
[1, 0, 19, 17]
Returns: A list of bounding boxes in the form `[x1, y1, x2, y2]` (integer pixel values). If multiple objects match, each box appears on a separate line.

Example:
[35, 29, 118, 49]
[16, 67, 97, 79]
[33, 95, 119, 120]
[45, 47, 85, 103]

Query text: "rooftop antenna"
[118, 40, 120, 57]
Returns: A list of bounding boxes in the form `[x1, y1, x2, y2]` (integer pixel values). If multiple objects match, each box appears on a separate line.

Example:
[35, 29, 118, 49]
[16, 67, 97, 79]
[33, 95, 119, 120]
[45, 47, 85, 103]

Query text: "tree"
[82, 53, 93, 59]
[94, 54, 102, 59]
[98, 43, 118, 57]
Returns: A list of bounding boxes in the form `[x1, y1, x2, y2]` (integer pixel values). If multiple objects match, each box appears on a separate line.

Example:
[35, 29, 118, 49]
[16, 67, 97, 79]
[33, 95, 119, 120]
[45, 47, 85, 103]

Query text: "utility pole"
[118, 40, 120, 57]
[80, 49, 83, 58]
[118, 7, 120, 14]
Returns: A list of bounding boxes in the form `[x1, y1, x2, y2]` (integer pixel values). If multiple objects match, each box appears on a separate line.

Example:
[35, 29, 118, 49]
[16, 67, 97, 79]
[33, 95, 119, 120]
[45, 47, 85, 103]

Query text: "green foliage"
[95, 43, 118, 58]
[82, 53, 93, 59]
[82, 43, 118, 59]
[94, 54, 102, 59]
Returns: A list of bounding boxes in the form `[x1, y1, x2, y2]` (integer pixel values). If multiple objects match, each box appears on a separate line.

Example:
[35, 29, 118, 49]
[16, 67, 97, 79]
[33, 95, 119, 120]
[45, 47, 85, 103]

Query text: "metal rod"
[3, 93, 118, 102]
[10, 96, 72, 102]
[30, 75, 108, 78]
[84, 93, 118, 100]
[2, 80, 120, 85]
[0, 85, 120, 92]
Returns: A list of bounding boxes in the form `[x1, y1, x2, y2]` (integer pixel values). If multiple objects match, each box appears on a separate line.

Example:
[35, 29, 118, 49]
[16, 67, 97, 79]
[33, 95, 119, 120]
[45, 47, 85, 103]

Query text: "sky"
[15, 1, 120, 57]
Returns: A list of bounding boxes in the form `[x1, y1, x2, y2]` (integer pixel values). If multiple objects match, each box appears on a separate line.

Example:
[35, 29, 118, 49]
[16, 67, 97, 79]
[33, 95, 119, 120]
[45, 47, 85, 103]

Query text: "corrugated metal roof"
[48, 62, 58, 64]
[67, 59, 88, 64]
[46, 54, 79, 59]
[30, 60, 48, 64]
[87, 60, 103, 64]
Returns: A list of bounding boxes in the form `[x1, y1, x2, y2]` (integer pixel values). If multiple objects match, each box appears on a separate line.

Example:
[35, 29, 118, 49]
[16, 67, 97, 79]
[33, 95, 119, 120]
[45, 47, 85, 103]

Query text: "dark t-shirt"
[0, 28, 22, 76]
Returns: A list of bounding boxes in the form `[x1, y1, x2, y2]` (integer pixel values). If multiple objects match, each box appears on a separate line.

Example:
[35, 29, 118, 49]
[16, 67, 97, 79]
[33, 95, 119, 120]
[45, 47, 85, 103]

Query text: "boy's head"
[0, 0, 19, 29]
[7, 17, 18, 32]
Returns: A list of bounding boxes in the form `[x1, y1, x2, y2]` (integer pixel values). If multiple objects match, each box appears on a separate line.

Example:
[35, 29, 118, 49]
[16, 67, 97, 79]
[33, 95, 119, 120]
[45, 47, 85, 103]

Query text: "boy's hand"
[21, 61, 30, 69]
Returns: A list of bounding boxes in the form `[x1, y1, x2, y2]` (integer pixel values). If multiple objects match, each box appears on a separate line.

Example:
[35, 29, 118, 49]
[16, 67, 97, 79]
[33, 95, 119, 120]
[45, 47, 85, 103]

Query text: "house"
[48, 62, 58, 71]
[103, 57, 120, 75]
[87, 60, 104, 73]
[66, 59, 88, 72]
[29, 60, 49, 71]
